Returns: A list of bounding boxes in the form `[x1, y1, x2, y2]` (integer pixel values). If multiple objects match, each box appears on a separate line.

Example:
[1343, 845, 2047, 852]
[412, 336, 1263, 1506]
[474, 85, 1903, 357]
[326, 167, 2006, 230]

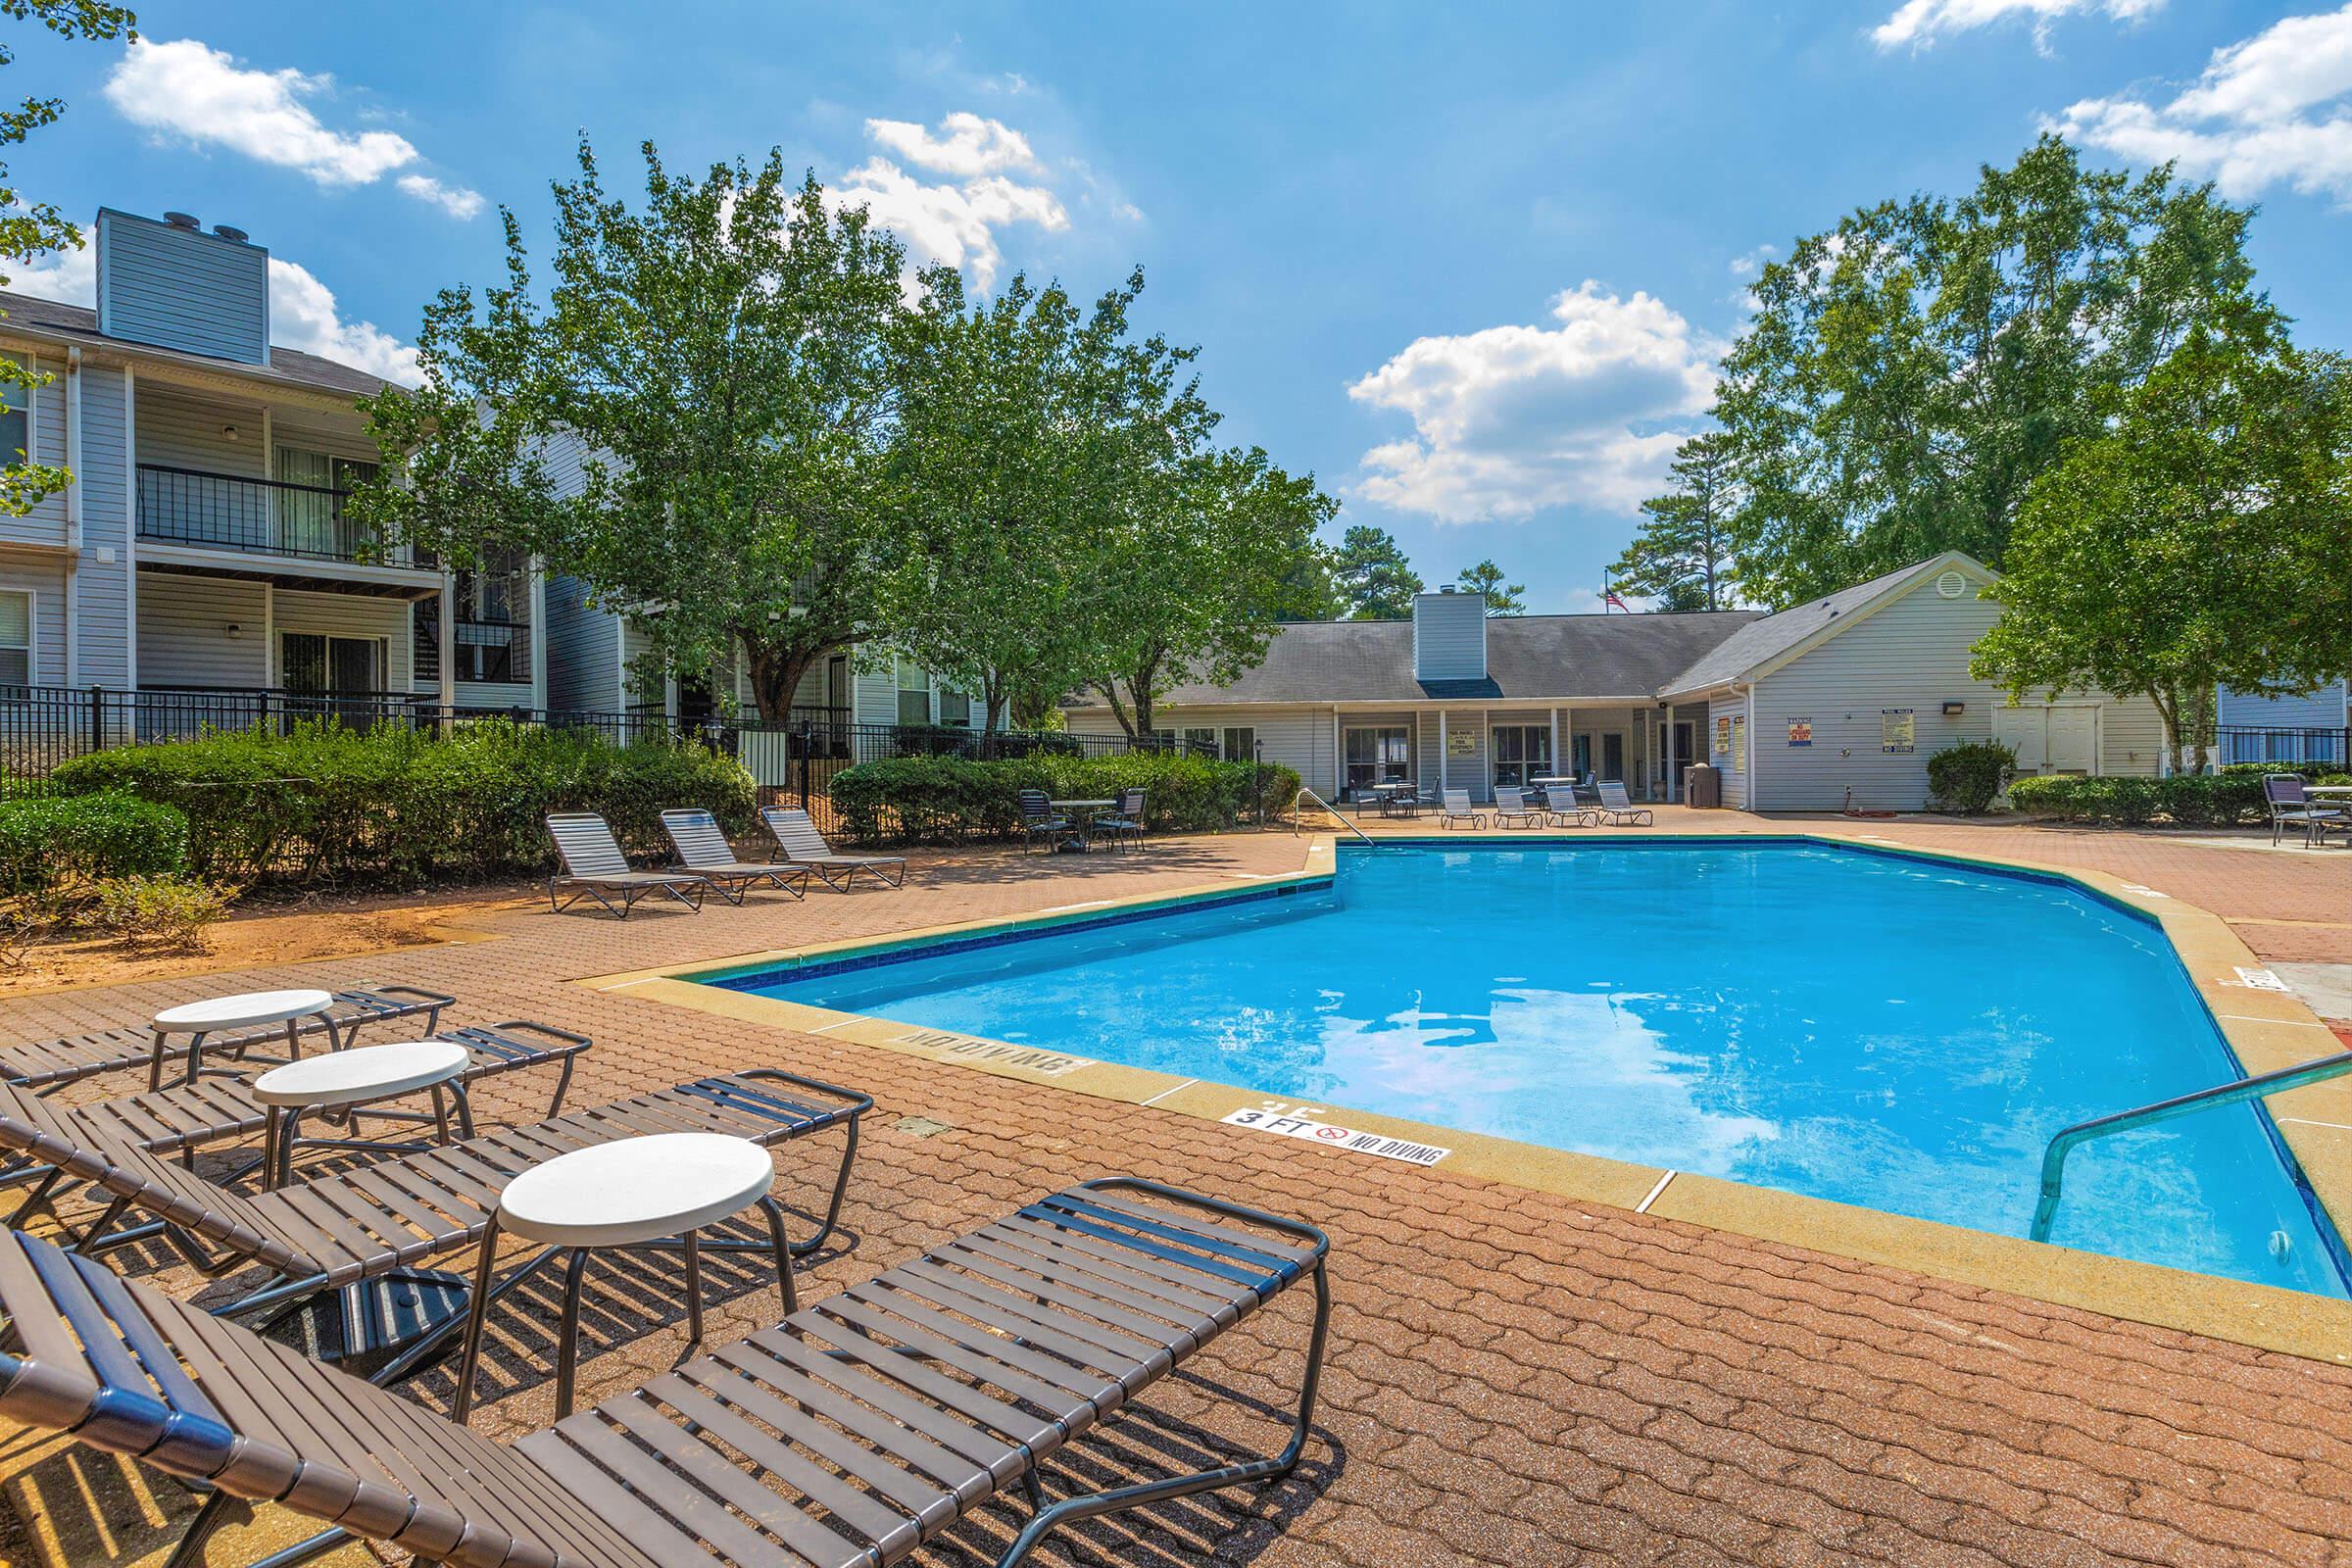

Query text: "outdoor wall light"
[220, 423, 240, 442]
[1941, 700, 1965, 716]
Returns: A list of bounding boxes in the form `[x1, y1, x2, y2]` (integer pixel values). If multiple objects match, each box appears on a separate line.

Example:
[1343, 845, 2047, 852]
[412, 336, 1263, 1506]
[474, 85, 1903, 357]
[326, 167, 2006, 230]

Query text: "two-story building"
[0, 207, 544, 739]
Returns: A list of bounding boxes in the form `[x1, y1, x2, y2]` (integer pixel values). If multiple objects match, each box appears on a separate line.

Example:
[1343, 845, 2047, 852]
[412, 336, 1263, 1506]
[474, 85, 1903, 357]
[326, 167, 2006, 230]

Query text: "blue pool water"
[715, 843, 2347, 1296]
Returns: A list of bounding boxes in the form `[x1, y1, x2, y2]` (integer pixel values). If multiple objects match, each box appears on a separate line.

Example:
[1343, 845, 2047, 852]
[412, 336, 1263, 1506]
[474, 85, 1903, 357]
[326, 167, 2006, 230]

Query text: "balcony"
[415, 613, 533, 686]
[136, 464, 416, 572]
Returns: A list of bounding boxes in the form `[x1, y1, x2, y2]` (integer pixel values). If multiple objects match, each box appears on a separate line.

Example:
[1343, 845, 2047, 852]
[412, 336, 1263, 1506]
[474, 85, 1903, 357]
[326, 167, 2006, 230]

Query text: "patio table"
[1051, 798, 1116, 851]
[148, 987, 337, 1091]
[251, 1039, 473, 1190]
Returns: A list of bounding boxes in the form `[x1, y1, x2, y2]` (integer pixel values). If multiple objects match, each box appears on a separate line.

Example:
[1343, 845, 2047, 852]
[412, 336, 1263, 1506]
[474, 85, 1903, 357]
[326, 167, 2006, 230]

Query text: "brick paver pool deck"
[5, 813, 2351, 1567]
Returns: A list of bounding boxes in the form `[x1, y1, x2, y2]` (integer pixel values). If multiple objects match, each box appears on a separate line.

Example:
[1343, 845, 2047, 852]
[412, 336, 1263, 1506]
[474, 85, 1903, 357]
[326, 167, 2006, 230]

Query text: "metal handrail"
[2030, 1049, 2352, 1242]
[1297, 786, 1377, 849]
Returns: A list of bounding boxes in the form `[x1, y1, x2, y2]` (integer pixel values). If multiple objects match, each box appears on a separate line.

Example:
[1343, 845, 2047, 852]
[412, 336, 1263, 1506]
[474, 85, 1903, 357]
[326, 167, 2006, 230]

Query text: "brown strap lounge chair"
[0, 1177, 1329, 1568]
[0, 984, 455, 1094]
[661, 808, 811, 903]
[0, 1020, 592, 1199]
[547, 812, 712, 917]
[760, 806, 906, 890]
[0, 1066, 869, 1384]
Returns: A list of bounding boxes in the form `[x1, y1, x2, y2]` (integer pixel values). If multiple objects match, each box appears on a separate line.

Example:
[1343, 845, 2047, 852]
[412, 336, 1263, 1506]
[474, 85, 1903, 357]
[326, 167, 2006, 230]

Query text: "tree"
[1717, 135, 2277, 608]
[354, 142, 911, 720]
[1332, 524, 1422, 619]
[1610, 431, 1741, 612]
[1454, 559, 1525, 615]
[0, 2, 137, 516]
[1971, 325, 2352, 772]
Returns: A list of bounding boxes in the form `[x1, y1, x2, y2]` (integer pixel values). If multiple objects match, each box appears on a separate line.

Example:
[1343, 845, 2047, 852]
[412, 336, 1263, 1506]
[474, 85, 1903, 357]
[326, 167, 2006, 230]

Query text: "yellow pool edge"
[582, 829, 2352, 1363]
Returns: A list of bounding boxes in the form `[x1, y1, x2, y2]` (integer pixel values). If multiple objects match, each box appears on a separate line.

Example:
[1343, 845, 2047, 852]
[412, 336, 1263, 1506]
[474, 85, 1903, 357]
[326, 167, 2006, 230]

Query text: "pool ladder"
[2031, 1048, 2352, 1242]
[1295, 787, 1380, 850]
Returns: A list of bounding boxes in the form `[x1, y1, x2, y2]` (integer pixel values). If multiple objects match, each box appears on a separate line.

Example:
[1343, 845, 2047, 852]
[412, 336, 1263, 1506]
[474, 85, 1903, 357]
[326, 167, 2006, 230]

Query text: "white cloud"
[396, 173, 485, 220]
[5, 241, 418, 386]
[102, 37, 481, 218]
[1346, 282, 1719, 522]
[1728, 244, 1778, 277]
[864, 111, 1041, 176]
[2051, 5, 2352, 202]
[830, 115, 1069, 290]
[1872, 0, 2161, 51]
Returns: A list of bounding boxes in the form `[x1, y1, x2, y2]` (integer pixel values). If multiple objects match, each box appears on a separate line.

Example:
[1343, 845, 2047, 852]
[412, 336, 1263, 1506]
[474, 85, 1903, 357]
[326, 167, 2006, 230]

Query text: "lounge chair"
[1594, 780, 1655, 826]
[0, 984, 453, 1095]
[1438, 788, 1485, 829]
[0, 1177, 1328, 1568]
[0, 1065, 870, 1384]
[2265, 774, 2346, 847]
[0, 1020, 591, 1198]
[1537, 786, 1596, 829]
[1492, 787, 1544, 828]
[761, 805, 907, 888]
[661, 808, 811, 903]
[547, 812, 712, 918]
[1092, 786, 1147, 851]
[1014, 788, 1073, 856]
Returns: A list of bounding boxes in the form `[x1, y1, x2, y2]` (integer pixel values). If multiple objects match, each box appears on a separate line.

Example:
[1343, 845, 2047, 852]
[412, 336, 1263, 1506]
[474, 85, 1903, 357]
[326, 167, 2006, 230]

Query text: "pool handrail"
[2030, 1048, 2352, 1242]
[1297, 786, 1378, 849]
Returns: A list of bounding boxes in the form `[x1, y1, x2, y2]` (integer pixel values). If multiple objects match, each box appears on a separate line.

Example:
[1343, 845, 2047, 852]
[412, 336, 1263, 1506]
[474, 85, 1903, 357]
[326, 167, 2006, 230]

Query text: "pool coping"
[580, 829, 2352, 1363]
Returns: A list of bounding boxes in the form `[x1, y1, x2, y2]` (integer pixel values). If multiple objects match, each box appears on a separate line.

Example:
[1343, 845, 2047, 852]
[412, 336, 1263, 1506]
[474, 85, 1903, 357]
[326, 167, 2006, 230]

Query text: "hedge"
[48, 719, 756, 885]
[827, 753, 1300, 845]
[2006, 765, 2352, 826]
[1925, 741, 2016, 815]
[0, 791, 190, 895]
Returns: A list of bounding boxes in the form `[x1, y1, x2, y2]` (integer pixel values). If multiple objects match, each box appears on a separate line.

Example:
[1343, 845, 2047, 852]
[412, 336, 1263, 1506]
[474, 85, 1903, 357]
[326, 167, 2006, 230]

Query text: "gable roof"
[1657, 552, 1991, 698]
[0, 289, 391, 400]
[1084, 608, 1765, 709]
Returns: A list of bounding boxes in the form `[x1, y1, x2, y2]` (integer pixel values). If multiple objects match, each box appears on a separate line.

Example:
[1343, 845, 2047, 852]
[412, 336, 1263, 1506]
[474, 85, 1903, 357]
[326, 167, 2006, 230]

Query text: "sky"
[12, 1, 2352, 613]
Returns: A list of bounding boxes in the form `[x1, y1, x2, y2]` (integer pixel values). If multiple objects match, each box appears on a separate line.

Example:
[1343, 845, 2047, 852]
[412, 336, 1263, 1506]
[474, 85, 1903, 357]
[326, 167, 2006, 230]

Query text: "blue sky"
[14, 1, 2351, 612]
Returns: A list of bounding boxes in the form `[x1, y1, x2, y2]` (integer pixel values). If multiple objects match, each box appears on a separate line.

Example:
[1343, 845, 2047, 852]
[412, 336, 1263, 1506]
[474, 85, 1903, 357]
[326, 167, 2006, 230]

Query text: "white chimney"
[94, 208, 270, 366]
[1412, 589, 1487, 681]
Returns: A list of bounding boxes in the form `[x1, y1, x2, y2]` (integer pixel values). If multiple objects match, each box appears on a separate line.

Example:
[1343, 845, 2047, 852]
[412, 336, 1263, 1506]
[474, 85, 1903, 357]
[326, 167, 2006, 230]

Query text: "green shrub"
[92, 873, 236, 954]
[828, 753, 1300, 845]
[49, 719, 755, 885]
[0, 791, 189, 894]
[1926, 741, 2016, 814]
[2002, 769, 2350, 826]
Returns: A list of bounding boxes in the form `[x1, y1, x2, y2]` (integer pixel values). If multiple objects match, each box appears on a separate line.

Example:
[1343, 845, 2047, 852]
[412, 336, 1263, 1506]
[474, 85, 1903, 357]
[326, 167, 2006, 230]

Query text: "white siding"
[0, 548, 67, 684]
[272, 589, 413, 690]
[1706, 691, 1749, 809]
[0, 351, 70, 550]
[542, 571, 619, 712]
[95, 210, 270, 366]
[1432, 708, 1490, 800]
[1068, 704, 1341, 794]
[74, 364, 130, 687]
[134, 386, 266, 477]
[1411, 592, 1487, 680]
[1748, 572, 2165, 811]
[135, 571, 269, 687]
[2219, 683, 2347, 731]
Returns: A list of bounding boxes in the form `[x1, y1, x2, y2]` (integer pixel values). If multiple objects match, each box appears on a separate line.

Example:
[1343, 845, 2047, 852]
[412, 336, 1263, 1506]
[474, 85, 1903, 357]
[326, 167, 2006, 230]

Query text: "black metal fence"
[2216, 725, 2350, 767]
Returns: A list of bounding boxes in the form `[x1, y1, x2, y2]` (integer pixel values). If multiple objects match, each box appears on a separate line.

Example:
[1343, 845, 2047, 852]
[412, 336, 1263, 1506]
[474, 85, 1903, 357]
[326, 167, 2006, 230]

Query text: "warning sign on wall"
[1881, 709, 1916, 754]
[1788, 717, 1813, 747]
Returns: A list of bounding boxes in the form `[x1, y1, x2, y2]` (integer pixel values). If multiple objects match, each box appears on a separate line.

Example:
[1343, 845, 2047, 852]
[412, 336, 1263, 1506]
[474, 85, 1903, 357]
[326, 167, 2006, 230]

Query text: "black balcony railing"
[414, 614, 532, 685]
[136, 464, 408, 566]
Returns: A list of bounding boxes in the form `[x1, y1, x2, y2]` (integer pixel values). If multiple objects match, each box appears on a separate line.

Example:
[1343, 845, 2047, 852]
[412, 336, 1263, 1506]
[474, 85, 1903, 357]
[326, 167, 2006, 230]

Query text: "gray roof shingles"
[0, 289, 391, 399]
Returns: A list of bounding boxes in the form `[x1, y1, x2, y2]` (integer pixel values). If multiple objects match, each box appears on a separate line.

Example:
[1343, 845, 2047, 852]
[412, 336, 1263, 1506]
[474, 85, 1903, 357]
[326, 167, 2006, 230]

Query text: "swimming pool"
[710, 842, 2347, 1297]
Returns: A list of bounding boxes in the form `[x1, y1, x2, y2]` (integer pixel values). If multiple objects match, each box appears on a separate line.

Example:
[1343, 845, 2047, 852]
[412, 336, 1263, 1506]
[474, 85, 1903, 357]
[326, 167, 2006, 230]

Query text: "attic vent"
[1935, 570, 1967, 600]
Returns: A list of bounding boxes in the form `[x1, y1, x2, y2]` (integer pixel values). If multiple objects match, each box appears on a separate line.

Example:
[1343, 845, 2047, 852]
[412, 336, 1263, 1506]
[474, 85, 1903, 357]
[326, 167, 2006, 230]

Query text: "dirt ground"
[0, 880, 539, 999]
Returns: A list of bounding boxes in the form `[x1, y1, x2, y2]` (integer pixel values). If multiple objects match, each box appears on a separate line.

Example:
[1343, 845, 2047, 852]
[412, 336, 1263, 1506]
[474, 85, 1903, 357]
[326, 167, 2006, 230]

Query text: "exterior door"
[1600, 732, 1626, 783]
[1659, 720, 1694, 800]
[2046, 707, 2098, 774]
[1995, 705, 2100, 775]
[1344, 726, 1408, 795]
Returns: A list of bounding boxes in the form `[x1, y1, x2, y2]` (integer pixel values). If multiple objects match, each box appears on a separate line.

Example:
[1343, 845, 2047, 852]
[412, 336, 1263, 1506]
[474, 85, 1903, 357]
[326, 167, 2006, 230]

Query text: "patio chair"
[1537, 786, 1597, 829]
[1092, 786, 1148, 851]
[2265, 774, 2346, 847]
[1492, 787, 1544, 828]
[1594, 780, 1655, 826]
[547, 812, 712, 918]
[661, 808, 811, 903]
[1438, 788, 1486, 829]
[0, 1178, 1328, 1568]
[0, 1020, 592, 1199]
[0, 1065, 870, 1386]
[0, 984, 454, 1095]
[760, 806, 908, 889]
[1014, 788, 1074, 856]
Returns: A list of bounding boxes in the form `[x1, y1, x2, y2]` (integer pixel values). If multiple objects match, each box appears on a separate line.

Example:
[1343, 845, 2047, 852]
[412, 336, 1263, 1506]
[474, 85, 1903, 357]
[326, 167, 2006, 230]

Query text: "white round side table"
[148, 987, 337, 1090]
[251, 1039, 474, 1190]
[452, 1133, 793, 1421]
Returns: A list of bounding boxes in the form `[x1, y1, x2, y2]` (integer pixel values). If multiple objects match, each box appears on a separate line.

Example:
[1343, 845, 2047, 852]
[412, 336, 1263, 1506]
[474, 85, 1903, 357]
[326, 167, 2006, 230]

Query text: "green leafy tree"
[1332, 524, 1423, 619]
[1611, 431, 1740, 612]
[355, 142, 910, 719]
[1717, 135, 2276, 608]
[1454, 559, 1525, 615]
[0, 2, 136, 515]
[1972, 325, 2352, 772]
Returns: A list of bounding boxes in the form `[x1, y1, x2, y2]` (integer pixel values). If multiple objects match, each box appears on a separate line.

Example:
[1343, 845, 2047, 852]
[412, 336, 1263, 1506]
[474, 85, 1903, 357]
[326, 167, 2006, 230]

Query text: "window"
[0, 590, 28, 685]
[1183, 726, 1216, 757]
[1569, 734, 1592, 778]
[273, 448, 378, 558]
[1491, 724, 1552, 787]
[894, 658, 930, 726]
[1344, 726, 1409, 793]
[940, 690, 972, 727]
[0, 377, 26, 469]
[280, 632, 381, 695]
[1222, 726, 1255, 761]
[1149, 728, 1177, 752]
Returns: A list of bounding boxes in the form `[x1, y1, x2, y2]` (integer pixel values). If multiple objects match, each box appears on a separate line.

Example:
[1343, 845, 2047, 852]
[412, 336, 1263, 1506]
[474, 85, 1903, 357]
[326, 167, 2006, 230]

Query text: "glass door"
[1344, 726, 1409, 796]
[1491, 724, 1551, 787]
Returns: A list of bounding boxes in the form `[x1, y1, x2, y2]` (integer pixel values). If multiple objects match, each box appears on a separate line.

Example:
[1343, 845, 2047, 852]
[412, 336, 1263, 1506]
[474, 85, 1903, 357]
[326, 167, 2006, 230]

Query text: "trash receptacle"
[1686, 763, 1721, 809]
